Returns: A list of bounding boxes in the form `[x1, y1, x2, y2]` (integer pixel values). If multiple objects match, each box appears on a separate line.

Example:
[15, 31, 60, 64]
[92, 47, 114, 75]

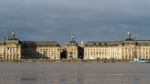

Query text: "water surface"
[0, 63, 150, 84]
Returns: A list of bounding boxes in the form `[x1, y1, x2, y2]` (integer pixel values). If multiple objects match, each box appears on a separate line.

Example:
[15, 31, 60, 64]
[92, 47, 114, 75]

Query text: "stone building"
[0, 32, 21, 60]
[0, 32, 61, 60]
[21, 41, 61, 59]
[1, 32, 150, 61]
[65, 36, 80, 59]
[84, 33, 150, 60]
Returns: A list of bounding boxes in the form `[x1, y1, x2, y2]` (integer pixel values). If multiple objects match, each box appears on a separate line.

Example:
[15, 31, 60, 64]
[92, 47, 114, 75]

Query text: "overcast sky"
[0, 0, 150, 43]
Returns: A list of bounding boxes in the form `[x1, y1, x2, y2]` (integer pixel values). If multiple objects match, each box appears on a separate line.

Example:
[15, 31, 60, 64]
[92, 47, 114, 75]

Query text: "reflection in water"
[0, 73, 20, 84]
[0, 72, 149, 84]
[20, 73, 37, 84]
[0, 63, 150, 84]
[59, 73, 67, 84]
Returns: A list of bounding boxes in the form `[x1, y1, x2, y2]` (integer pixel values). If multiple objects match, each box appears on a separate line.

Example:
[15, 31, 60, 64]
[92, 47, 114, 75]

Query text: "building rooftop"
[21, 41, 60, 47]
[66, 35, 78, 46]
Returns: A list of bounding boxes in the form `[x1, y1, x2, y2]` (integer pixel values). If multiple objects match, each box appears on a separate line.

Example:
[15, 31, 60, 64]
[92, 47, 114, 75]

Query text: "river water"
[0, 63, 150, 84]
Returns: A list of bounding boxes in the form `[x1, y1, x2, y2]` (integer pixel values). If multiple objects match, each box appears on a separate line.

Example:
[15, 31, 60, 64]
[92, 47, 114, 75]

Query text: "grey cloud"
[0, 0, 150, 43]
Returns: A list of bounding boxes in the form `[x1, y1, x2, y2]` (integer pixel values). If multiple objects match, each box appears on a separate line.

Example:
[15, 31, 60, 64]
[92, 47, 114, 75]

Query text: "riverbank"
[0, 59, 142, 63]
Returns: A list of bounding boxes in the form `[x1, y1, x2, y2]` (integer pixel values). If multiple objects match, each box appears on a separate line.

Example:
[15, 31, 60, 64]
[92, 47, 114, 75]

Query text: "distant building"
[0, 32, 21, 60]
[0, 32, 150, 60]
[21, 41, 61, 59]
[65, 35, 79, 59]
[0, 32, 61, 60]
[84, 32, 150, 60]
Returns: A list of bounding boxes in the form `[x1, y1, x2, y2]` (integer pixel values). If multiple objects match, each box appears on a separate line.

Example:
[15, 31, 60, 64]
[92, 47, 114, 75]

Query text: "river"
[0, 63, 150, 84]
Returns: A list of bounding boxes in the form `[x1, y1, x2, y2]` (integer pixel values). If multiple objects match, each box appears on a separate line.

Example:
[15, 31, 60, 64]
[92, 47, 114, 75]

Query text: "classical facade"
[0, 33, 21, 60]
[64, 36, 79, 59]
[21, 41, 61, 59]
[0, 32, 61, 60]
[0, 32, 150, 60]
[84, 33, 150, 60]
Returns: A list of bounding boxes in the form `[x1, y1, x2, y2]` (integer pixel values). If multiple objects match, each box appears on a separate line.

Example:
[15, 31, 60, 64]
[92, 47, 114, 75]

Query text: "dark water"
[0, 63, 150, 84]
